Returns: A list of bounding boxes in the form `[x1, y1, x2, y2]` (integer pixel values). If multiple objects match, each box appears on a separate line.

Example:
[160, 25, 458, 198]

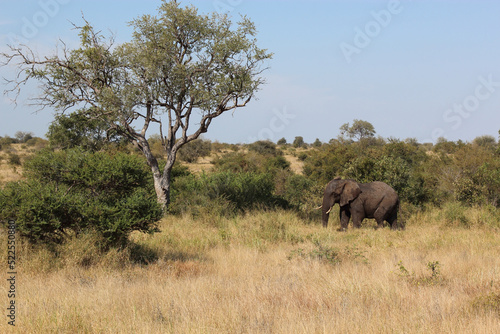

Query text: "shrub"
[25, 137, 48, 149]
[248, 140, 282, 156]
[7, 153, 21, 166]
[0, 136, 15, 148]
[201, 172, 276, 210]
[265, 155, 290, 173]
[293, 136, 305, 148]
[0, 148, 162, 245]
[450, 146, 500, 207]
[283, 174, 313, 209]
[297, 152, 308, 161]
[302, 143, 357, 185]
[46, 112, 126, 151]
[211, 152, 261, 173]
[177, 139, 212, 163]
[170, 171, 281, 216]
[440, 202, 470, 227]
[473, 135, 496, 150]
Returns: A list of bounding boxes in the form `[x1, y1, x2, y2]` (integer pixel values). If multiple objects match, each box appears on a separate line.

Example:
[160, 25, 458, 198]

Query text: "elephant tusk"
[315, 205, 323, 210]
[326, 207, 333, 214]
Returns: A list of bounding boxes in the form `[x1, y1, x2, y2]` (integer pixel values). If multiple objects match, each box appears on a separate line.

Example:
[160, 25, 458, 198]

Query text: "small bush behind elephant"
[320, 177, 405, 231]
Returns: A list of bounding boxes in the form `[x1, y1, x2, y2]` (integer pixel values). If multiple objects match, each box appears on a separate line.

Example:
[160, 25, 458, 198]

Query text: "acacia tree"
[339, 119, 376, 142]
[1, 0, 272, 209]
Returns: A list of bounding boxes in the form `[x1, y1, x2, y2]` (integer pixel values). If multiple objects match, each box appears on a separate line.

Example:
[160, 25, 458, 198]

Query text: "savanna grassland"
[1, 138, 500, 333]
[1, 206, 500, 333]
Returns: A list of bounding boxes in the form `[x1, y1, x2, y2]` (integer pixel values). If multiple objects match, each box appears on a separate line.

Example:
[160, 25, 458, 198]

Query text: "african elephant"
[321, 177, 404, 231]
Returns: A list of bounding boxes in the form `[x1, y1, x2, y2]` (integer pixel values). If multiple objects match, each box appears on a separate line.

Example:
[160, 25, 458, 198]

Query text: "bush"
[440, 202, 470, 228]
[277, 137, 287, 145]
[7, 153, 22, 166]
[293, 136, 305, 148]
[46, 112, 124, 151]
[283, 174, 313, 209]
[211, 152, 261, 173]
[170, 171, 282, 216]
[177, 139, 212, 163]
[265, 155, 290, 172]
[0, 148, 162, 245]
[0, 136, 15, 148]
[248, 140, 281, 156]
[297, 152, 308, 161]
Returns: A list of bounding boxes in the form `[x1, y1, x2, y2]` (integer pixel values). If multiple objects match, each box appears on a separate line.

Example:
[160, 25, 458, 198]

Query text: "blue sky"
[1, 0, 499, 144]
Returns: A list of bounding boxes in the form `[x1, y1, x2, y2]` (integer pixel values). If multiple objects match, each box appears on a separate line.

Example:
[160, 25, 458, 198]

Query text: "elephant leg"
[352, 215, 364, 228]
[373, 207, 387, 229]
[339, 208, 351, 231]
[387, 209, 399, 230]
[351, 210, 364, 228]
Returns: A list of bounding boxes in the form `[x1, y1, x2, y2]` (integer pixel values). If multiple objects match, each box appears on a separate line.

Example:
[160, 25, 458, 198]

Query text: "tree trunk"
[136, 137, 174, 212]
[151, 151, 176, 212]
[153, 172, 169, 210]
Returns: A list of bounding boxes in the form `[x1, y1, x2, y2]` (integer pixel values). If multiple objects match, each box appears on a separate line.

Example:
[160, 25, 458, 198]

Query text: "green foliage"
[297, 152, 308, 161]
[0, 148, 162, 245]
[277, 137, 287, 145]
[47, 112, 123, 151]
[177, 139, 212, 163]
[282, 174, 313, 209]
[248, 140, 281, 156]
[473, 135, 497, 150]
[212, 152, 261, 173]
[300, 137, 498, 206]
[266, 155, 290, 172]
[453, 162, 500, 206]
[3, 0, 272, 208]
[302, 143, 357, 185]
[312, 138, 322, 147]
[437, 145, 500, 207]
[7, 153, 21, 166]
[440, 202, 470, 227]
[212, 150, 289, 176]
[170, 171, 281, 216]
[432, 138, 465, 154]
[339, 119, 376, 141]
[293, 136, 305, 148]
[303, 139, 430, 205]
[0, 136, 15, 148]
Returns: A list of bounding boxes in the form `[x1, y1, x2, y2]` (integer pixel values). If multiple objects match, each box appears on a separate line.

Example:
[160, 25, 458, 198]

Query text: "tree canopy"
[1, 0, 272, 208]
[339, 119, 376, 141]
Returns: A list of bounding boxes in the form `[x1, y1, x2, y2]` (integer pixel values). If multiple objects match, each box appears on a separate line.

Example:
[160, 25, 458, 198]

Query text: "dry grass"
[283, 152, 304, 174]
[1, 209, 499, 333]
[182, 154, 217, 174]
[0, 144, 30, 184]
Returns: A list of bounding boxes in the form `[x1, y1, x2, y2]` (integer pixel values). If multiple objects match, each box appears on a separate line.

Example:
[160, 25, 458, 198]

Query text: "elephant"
[321, 177, 404, 231]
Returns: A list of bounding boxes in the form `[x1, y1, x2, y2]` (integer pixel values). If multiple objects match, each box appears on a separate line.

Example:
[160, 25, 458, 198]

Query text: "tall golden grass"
[1, 207, 499, 333]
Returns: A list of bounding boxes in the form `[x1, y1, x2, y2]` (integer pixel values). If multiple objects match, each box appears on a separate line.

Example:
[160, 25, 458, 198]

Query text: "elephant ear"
[340, 181, 362, 207]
